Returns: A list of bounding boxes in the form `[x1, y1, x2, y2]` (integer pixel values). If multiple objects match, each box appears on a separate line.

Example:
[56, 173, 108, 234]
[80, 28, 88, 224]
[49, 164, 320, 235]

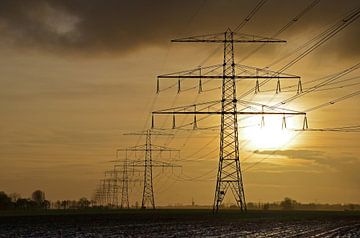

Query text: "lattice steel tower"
[153, 29, 306, 212]
[122, 130, 180, 209]
[120, 153, 129, 209]
[216, 29, 245, 211]
[142, 130, 155, 208]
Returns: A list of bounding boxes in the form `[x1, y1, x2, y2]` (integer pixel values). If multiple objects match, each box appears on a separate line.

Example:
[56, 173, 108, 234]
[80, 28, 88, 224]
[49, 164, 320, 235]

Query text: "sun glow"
[241, 116, 295, 150]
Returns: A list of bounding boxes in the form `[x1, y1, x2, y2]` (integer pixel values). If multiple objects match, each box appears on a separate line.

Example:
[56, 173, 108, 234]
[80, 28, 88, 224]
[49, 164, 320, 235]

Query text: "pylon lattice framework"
[120, 129, 181, 209]
[153, 29, 307, 212]
[101, 167, 141, 208]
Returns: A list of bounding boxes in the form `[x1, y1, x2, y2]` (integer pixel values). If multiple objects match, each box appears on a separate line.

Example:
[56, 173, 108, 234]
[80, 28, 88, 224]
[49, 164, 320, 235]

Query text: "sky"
[0, 0, 359, 205]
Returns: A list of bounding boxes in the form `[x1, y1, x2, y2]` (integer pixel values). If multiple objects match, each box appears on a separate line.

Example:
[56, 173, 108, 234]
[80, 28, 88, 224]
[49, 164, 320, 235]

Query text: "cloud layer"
[0, 0, 358, 57]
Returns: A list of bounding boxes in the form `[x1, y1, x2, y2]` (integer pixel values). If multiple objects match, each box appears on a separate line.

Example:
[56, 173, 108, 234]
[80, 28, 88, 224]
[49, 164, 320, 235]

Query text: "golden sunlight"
[241, 116, 296, 150]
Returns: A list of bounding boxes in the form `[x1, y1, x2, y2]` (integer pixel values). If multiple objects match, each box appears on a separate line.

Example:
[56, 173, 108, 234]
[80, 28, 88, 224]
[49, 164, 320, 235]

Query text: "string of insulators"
[261, 116, 265, 128]
[261, 105, 265, 128]
[193, 105, 198, 129]
[156, 78, 160, 94]
[255, 69, 260, 94]
[151, 114, 155, 129]
[198, 79, 202, 94]
[177, 79, 181, 94]
[255, 79, 260, 94]
[282, 114, 287, 129]
[303, 115, 308, 130]
[172, 114, 176, 129]
[297, 78, 303, 94]
[198, 66, 202, 94]
[276, 78, 281, 94]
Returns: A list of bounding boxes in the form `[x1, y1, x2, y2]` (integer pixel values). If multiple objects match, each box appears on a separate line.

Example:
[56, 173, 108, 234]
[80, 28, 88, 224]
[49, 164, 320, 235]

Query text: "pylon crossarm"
[158, 65, 299, 80]
[130, 163, 181, 168]
[123, 161, 181, 168]
[237, 100, 304, 113]
[150, 144, 180, 152]
[158, 75, 299, 79]
[158, 64, 223, 79]
[171, 31, 286, 43]
[123, 131, 173, 136]
[114, 159, 181, 167]
[117, 145, 146, 151]
[160, 100, 220, 112]
[153, 100, 302, 115]
[153, 111, 306, 115]
[105, 170, 125, 175]
[235, 64, 300, 79]
[114, 163, 141, 171]
[151, 160, 182, 168]
[119, 144, 179, 152]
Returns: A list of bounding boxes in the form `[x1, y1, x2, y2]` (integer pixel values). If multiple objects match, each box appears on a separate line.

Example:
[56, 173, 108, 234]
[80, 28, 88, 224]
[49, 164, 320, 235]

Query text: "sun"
[241, 115, 296, 150]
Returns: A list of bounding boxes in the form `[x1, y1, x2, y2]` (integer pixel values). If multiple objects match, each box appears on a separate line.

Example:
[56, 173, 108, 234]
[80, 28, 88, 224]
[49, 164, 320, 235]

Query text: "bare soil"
[0, 209, 359, 237]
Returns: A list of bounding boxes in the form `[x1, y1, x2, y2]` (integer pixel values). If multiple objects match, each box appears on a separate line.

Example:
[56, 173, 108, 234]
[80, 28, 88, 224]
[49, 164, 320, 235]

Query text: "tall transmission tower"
[96, 164, 141, 208]
[120, 155, 129, 209]
[104, 169, 121, 206]
[121, 129, 181, 209]
[115, 149, 131, 209]
[112, 163, 142, 209]
[97, 177, 113, 206]
[152, 29, 307, 212]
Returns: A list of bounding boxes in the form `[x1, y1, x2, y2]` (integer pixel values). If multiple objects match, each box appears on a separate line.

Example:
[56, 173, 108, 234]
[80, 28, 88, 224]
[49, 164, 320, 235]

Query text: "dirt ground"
[0, 209, 359, 237]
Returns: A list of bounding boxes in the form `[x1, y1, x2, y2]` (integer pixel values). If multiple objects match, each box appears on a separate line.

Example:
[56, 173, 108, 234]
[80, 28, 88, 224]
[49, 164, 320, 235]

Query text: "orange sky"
[0, 0, 359, 205]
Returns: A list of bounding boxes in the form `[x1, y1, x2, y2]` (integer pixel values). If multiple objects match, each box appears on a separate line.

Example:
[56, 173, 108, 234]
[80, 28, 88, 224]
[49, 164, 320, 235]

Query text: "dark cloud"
[0, 0, 358, 57]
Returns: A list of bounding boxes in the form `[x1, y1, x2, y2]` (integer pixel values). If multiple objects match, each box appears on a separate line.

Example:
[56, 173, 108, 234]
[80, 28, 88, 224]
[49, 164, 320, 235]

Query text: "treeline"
[245, 197, 360, 211]
[0, 190, 96, 210]
[52, 198, 93, 209]
[0, 190, 50, 210]
[0, 191, 96, 210]
[2, 192, 359, 211]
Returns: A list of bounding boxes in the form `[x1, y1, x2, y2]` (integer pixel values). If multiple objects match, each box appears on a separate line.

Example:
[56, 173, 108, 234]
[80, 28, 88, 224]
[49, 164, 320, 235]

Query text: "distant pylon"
[120, 150, 130, 209]
[121, 129, 181, 209]
[143, 130, 155, 208]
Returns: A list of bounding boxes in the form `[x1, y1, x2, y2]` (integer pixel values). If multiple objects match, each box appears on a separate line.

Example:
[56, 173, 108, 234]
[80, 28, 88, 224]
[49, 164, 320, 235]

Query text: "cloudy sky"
[0, 0, 359, 205]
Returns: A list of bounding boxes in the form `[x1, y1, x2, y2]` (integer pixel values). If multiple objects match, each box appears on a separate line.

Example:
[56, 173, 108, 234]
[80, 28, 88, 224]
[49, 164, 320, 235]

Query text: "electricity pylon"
[115, 149, 130, 209]
[102, 165, 142, 208]
[97, 178, 113, 206]
[120, 155, 129, 209]
[121, 129, 181, 209]
[152, 29, 307, 212]
[104, 170, 120, 206]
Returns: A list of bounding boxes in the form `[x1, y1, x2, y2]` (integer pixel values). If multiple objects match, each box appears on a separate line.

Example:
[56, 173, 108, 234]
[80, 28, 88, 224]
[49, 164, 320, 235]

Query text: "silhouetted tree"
[78, 197, 91, 209]
[263, 203, 270, 210]
[42, 200, 51, 209]
[54, 200, 62, 209]
[280, 197, 297, 210]
[15, 198, 30, 209]
[9, 193, 21, 203]
[32, 190, 45, 207]
[61, 200, 70, 209]
[0, 191, 12, 210]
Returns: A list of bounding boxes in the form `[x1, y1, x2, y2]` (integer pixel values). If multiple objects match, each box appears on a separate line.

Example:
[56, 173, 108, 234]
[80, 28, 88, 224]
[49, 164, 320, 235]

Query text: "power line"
[198, 0, 268, 66]
[240, 0, 321, 62]
[237, 7, 360, 100]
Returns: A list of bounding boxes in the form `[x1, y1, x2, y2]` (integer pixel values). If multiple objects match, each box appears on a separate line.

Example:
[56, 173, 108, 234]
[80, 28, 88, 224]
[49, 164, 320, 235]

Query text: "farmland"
[0, 209, 359, 237]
